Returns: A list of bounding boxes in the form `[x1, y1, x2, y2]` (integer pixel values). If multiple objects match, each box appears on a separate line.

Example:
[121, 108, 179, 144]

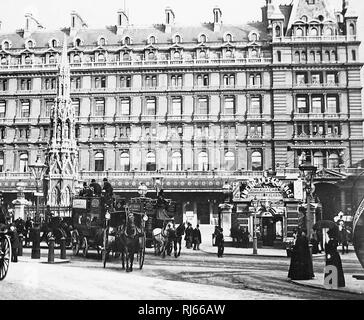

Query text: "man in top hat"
[90, 179, 102, 196]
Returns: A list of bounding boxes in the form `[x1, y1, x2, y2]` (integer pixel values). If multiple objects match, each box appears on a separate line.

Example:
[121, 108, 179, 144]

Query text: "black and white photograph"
[0, 0, 364, 310]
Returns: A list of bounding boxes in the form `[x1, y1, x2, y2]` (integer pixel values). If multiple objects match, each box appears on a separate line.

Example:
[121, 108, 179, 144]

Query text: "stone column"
[12, 182, 29, 220]
[218, 203, 233, 238]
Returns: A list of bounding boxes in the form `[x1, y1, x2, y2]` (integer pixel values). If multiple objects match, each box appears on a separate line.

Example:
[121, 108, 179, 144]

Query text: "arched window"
[98, 53, 105, 62]
[198, 152, 208, 171]
[328, 153, 339, 168]
[173, 51, 181, 59]
[310, 28, 318, 36]
[174, 35, 181, 43]
[349, 23, 355, 35]
[95, 152, 104, 171]
[27, 40, 34, 48]
[120, 153, 130, 171]
[277, 50, 282, 62]
[51, 187, 61, 206]
[75, 38, 82, 47]
[0, 152, 3, 172]
[316, 51, 322, 62]
[146, 152, 156, 171]
[2, 41, 10, 50]
[296, 28, 304, 37]
[149, 36, 156, 44]
[19, 153, 28, 172]
[294, 51, 300, 63]
[171, 152, 182, 171]
[301, 51, 307, 62]
[49, 55, 56, 64]
[99, 37, 106, 46]
[199, 50, 206, 59]
[25, 56, 32, 64]
[309, 51, 315, 62]
[73, 54, 81, 63]
[124, 36, 131, 45]
[325, 28, 333, 36]
[224, 151, 235, 171]
[275, 26, 281, 37]
[225, 33, 232, 42]
[63, 187, 71, 206]
[225, 50, 232, 58]
[251, 150, 262, 171]
[148, 51, 155, 60]
[1, 57, 7, 65]
[251, 33, 258, 42]
[199, 34, 206, 43]
[331, 51, 337, 61]
[123, 52, 130, 61]
[313, 151, 324, 169]
[251, 49, 258, 58]
[301, 15, 308, 22]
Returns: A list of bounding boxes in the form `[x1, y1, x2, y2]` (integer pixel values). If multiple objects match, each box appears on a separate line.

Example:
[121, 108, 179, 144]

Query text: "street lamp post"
[252, 195, 259, 255]
[299, 152, 317, 240]
[221, 181, 232, 228]
[28, 155, 48, 259]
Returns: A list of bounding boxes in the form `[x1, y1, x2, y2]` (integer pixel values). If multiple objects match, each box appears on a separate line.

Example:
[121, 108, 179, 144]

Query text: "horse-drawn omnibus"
[70, 195, 125, 257]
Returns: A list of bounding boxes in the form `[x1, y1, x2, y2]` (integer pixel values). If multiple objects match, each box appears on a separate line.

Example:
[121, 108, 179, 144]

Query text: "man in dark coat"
[184, 223, 193, 249]
[214, 226, 224, 258]
[325, 229, 345, 287]
[288, 228, 314, 280]
[9, 224, 20, 262]
[339, 224, 349, 254]
[90, 179, 102, 196]
[192, 224, 202, 250]
[103, 178, 114, 198]
[79, 182, 93, 197]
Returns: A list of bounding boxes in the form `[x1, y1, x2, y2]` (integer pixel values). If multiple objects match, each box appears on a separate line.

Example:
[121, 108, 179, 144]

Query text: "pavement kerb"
[290, 279, 364, 295]
[17, 257, 71, 264]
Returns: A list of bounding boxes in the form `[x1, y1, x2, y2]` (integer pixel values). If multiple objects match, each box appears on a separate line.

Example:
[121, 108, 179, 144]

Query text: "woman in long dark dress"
[325, 229, 345, 287]
[288, 229, 315, 280]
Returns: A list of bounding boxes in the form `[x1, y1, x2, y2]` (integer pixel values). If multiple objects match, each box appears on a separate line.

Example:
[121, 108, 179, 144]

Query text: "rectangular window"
[120, 125, 130, 138]
[197, 74, 209, 86]
[120, 76, 131, 88]
[45, 100, 53, 117]
[0, 79, 8, 91]
[75, 125, 80, 138]
[71, 77, 82, 89]
[297, 96, 308, 113]
[250, 96, 261, 114]
[171, 97, 182, 115]
[0, 127, 6, 139]
[197, 97, 208, 114]
[297, 123, 310, 135]
[224, 97, 235, 115]
[145, 76, 157, 87]
[20, 79, 32, 90]
[120, 98, 130, 115]
[311, 73, 322, 84]
[296, 73, 307, 84]
[327, 96, 338, 113]
[146, 98, 156, 115]
[249, 74, 261, 86]
[0, 101, 6, 117]
[72, 99, 80, 116]
[352, 50, 356, 61]
[21, 100, 30, 118]
[95, 98, 105, 116]
[326, 73, 337, 84]
[250, 124, 262, 136]
[312, 96, 323, 113]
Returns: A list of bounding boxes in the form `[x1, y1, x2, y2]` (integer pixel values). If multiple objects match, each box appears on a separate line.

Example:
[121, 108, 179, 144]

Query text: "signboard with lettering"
[294, 179, 304, 201]
[73, 199, 87, 209]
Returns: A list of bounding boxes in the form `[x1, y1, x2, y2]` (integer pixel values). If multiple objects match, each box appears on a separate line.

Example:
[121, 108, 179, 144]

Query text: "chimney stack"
[165, 7, 175, 33]
[213, 6, 222, 32]
[117, 10, 129, 35]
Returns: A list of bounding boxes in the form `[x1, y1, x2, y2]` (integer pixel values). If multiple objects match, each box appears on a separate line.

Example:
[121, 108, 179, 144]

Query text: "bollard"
[18, 234, 23, 256]
[48, 236, 55, 263]
[60, 236, 66, 260]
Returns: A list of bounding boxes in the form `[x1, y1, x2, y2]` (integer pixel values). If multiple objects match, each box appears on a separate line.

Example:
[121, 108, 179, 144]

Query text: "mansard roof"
[0, 21, 268, 49]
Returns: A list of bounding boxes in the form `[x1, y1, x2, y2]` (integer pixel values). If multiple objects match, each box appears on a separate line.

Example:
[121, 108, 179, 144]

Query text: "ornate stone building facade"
[0, 0, 362, 245]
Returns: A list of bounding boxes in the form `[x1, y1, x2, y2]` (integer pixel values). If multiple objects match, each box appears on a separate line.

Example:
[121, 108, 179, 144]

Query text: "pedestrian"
[325, 229, 345, 287]
[192, 224, 202, 250]
[103, 178, 114, 198]
[242, 227, 250, 248]
[184, 222, 193, 248]
[339, 223, 349, 254]
[288, 228, 315, 280]
[90, 179, 102, 197]
[9, 223, 20, 262]
[310, 229, 320, 254]
[79, 182, 93, 197]
[214, 226, 224, 258]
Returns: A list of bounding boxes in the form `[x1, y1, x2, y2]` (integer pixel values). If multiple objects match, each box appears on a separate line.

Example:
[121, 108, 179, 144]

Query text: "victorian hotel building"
[0, 0, 363, 247]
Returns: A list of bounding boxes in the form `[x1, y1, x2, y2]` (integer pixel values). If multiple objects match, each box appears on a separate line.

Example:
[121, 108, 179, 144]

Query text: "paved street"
[1, 247, 363, 300]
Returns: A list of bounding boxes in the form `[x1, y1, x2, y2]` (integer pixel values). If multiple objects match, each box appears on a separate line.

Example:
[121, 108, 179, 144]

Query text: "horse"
[152, 222, 174, 258]
[171, 222, 186, 258]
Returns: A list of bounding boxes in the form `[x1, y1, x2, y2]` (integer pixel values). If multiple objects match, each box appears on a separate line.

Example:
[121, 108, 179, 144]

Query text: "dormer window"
[301, 15, 308, 22]
[1, 57, 7, 65]
[124, 36, 131, 45]
[148, 51, 156, 60]
[251, 49, 258, 58]
[25, 56, 32, 64]
[310, 28, 318, 36]
[2, 40, 11, 50]
[26, 40, 35, 49]
[148, 36, 156, 44]
[97, 53, 105, 62]
[174, 35, 181, 43]
[199, 34, 207, 43]
[49, 55, 56, 64]
[225, 50, 233, 58]
[49, 39, 59, 48]
[248, 32, 259, 42]
[173, 51, 181, 59]
[349, 23, 355, 35]
[199, 50, 207, 59]
[224, 33, 232, 42]
[74, 38, 82, 47]
[98, 37, 106, 46]
[296, 28, 304, 37]
[122, 52, 130, 61]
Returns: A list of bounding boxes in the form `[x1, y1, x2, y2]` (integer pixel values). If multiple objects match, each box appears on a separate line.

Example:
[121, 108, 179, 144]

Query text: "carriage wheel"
[139, 235, 146, 270]
[0, 235, 12, 281]
[81, 237, 88, 258]
[71, 230, 80, 256]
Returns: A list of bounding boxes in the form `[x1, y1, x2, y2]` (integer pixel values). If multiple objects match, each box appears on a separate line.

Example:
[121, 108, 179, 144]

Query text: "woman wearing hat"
[325, 228, 345, 287]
